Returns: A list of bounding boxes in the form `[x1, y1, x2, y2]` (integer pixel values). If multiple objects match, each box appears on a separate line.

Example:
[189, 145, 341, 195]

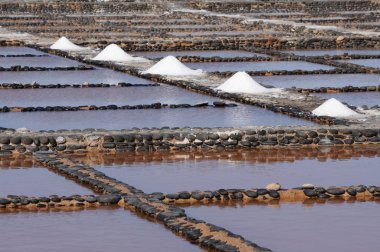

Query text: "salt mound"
[92, 44, 141, 61]
[50, 37, 84, 51]
[312, 98, 359, 117]
[215, 71, 270, 94]
[141, 56, 202, 76]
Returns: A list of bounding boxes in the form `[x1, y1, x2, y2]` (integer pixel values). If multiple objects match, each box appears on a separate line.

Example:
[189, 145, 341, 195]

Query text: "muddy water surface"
[0, 208, 200, 252]
[282, 49, 380, 56]
[0, 167, 93, 196]
[186, 202, 380, 252]
[0, 68, 153, 84]
[132, 50, 268, 59]
[339, 59, 380, 68]
[0, 105, 315, 130]
[314, 92, 380, 107]
[0, 84, 219, 107]
[0, 55, 83, 68]
[0, 46, 46, 55]
[77, 148, 380, 194]
[255, 74, 380, 88]
[185, 61, 334, 72]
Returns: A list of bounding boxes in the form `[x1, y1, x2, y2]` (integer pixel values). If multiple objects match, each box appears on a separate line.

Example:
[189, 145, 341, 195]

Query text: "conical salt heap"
[312, 98, 359, 117]
[215, 71, 270, 94]
[50, 37, 84, 51]
[141, 56, 202, 76]
[92, 44, 142, 61]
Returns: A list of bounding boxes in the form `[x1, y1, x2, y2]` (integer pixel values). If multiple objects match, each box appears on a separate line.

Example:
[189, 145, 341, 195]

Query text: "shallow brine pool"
[186, 202, 380, 252]
[254, 74, 380, 88]
[0, 55, 83, 68]
[337, 59, 380, 68]
[282, 49, 380, 57]
[0, 105, 315, 130]
[0, 166, 93, 196]
[132, 50, 268, 59]
[185, 61, 334, 72]
[0, 208, 200, 252]
[75, 147, 380, 194]
[314, 92, 380, 107]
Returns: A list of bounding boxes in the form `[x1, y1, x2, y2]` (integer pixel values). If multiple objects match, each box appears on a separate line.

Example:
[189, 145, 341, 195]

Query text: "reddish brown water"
[0, 208, 201, 252]
[0, 166, 93, 196]
[73, 146, 380, 194]
[186, 202, 380, 252]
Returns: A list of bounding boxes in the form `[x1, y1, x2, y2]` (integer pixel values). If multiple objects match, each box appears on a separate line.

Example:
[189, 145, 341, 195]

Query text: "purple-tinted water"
[254, 74, 380, 88]
[86, 152, 380, 194]
[0, 68, 153, 84]
[0, 55, 83, 68]
[0, 47, 46, 55]
[0, 167, 92, 196]
[186, 202, 380, 252]
[282, 49, 380, 56]
[338, 59, 380, 68]
[314, 92, 380, 107]
[0, 84, 219, 107]
[0, 208, 201, 252]
[132, 50, 268, 59]
[0, 105, 315, 130]
[185, 61, 334, 72]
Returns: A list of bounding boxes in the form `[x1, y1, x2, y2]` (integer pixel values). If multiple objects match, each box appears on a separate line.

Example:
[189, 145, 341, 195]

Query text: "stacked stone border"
[0, 82, 159, 89]
[0, 101, 236, 113]
[0, 65, 93, 71]
[1, 127, 380, 155]
[31, 153, 271, 252]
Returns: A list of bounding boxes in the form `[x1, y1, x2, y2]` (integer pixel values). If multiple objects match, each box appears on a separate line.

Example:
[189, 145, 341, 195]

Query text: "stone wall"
[0, 127, 379, 155]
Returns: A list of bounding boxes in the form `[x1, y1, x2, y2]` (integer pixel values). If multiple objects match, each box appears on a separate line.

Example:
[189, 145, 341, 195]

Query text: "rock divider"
[0, 65, 94, 71]
[152, 184, 380, 205]
[0, 127, 379, 155]
[0, 101, 236, 113]
[295, 85, 380, 93]
[0, 82, 159, 89]
[30, 153, 271, 252]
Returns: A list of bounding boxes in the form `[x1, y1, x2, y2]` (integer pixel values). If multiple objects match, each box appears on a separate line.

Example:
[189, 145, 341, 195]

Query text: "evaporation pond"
[0, 166, 92, 196]
[0, 68, 153, 84]
[0, 55, 83, 68]
[132, 50, 268, 59]
[0, 47, 46, 56]
[314, 92, 380, 107]
[186, 202, 380, 252]
[80, 150, 380, 194]
[185, 61, 334, 72]
[254, 74, 380, 88]
[338, 59, 380, 68]
[0, 105, 315, 130]
[0, 208, 200, 252]
[0, 84, 219, 107]
[282, 49, 380, 56]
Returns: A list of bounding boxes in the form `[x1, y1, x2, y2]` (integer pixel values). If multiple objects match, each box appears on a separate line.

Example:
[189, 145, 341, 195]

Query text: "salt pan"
[312, 98, 359, 117]
[215, 71, 271, 94]
[50, 37, 84, 51]
[141, 56, 202, 76]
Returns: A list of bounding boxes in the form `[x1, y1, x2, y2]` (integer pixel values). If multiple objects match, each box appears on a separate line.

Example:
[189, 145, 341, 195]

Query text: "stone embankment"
[0, 127, 379, 155]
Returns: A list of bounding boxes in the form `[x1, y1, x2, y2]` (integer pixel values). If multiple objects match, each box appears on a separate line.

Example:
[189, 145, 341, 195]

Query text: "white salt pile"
[215, 71, 270, 94]
[312, 98, 359, 117]
[92, 44, 144, 62]
[141, 56, 202, 76]
[50, 37, 84, 51]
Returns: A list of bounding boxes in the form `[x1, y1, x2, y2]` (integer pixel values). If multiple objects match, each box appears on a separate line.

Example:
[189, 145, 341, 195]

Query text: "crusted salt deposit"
[50, 37, 84, 51]
[312, 98, 359, 117]
[92, 44, 144, 61]
[215, 71, 272, 94]
[141, 56, 202, 76]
